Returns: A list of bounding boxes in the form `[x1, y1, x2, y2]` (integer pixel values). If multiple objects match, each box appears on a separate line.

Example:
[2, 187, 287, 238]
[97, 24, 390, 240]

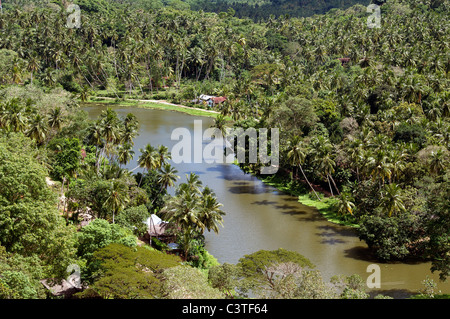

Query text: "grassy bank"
[249, 170, 359, 228]
[88, 96, 225, 119]
[84, 97, 357, 228]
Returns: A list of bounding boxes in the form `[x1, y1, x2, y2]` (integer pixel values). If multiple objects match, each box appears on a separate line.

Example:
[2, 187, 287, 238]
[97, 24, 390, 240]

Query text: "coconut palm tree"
[368, 149, 392, 187]
[149, 163, 180, 207]
[155, 145, 171, 169]
[122, 113, 139, 145]
[48, 107, 64, 132]
[98, 108, 122, 162]
[347, 138, 366, 182]
[334, 192, 356, 216]
[116, 142, 135, 168]
[380, 183, 406, 217]
[388, 148, 407, 183]
[86, 122, 104, 172]
[42, 68, 56, 87]
[27, 54, 40, 85]
[160, 185, 203, 258]
[158, 163, 179, 191]
[137, 144, 158, 186]
[188, 46, 206, 81]
[182, 172, 203, 195]
[212, 114, 228, 138]
[310, 135, 340, 196]
[103, 179, 130, 224]
[286, 136, 321, 200]
[320, 153, 339, 196]
[429, 149, 447, 176]
[3, 98, 27, 133]
[198, 187, 225, 234]
[161, 174, 225, 259]
[79, 85, 91, 102]
[26, 113, 48, 145]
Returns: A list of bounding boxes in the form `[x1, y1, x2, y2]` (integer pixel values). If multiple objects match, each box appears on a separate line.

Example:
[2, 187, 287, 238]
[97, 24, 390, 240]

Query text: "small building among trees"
[193, 94, 227, 108]
[338, 58, 350, 66]
[143, 214, 176, 244]
[40, 278, 83, 299]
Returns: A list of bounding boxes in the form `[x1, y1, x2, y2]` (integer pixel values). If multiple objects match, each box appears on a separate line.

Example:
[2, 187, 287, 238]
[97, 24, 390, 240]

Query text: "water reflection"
[83, 104, 449, 298]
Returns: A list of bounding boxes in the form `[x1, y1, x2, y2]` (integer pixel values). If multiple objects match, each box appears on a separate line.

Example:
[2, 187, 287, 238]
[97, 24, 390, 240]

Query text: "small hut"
[143, 214, 175, 244]
[79, 210, 94, 227]
[145, 214, 168, 236]
[338, 58, 351, 66]
[213, 96, 227, 105]
[197, 94, 227, 108]
[40, 279, 83, 299]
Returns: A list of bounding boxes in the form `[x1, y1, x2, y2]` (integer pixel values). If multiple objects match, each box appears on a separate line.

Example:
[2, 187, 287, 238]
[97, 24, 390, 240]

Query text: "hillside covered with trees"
[0, 0, 449, 299]
[188, 0, 371, 20]
[2, 0, 373, 19]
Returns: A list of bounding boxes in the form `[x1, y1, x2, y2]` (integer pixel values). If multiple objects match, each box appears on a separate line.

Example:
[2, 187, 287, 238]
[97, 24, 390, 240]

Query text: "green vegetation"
[161, 173, 226, 259]
[88, 99, 223, 118]
[75, 243, 182, 299]
[256, 172, 359, 228]
[0, 134, 78, 280]
[208, 248, 389, 299]
[188, 0, 371, 20]
[0, 0, 449, 299]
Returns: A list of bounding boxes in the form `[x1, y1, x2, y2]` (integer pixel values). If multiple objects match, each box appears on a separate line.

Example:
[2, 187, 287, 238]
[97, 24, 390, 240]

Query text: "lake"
[84, 103, 450, 298]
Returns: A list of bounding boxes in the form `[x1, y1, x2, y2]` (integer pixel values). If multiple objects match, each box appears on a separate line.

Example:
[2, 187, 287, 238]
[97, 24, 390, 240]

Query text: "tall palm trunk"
[58, 176, 66, 211]
[299, 164, 321, 201]
[327, 175, 334, 197]
[138, 169, 147, 187]
[329, 174, 341, 196]
[146, 59, 153, 95]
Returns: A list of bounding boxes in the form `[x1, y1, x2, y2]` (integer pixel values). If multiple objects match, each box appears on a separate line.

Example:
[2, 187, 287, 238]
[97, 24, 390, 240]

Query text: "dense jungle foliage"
[0, 0, 448, 299]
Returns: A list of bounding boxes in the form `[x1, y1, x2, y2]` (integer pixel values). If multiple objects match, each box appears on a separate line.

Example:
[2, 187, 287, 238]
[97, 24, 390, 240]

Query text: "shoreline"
[87, 96, 223, 119]
[83, 98, 357, 228]
[238, 165, 360, 228]
[80, 101, 448, 298]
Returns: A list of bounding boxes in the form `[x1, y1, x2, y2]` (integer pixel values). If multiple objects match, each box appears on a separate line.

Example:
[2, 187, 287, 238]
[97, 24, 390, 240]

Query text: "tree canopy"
[0, 0, 449, 298]
[0, 133, 77, 279]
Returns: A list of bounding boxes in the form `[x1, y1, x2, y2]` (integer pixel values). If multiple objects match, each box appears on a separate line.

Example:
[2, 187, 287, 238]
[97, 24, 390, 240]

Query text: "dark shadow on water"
[228, 181, 274, 194]
[280, 209, 308, 217]
[315, 225, 357, 244]
[344, 245, 432, 266]
[250, 199, 309, 218]
[274, 203, 305, 211]
[251, 200, 279, 206]
[206, 165, 253, 181]
[281, 196, 303, 202]
[232, 181, 251, 186]
[228, 185, 274, 195]
[294, 212, 328, 223]
[380, 256, 432, 266]
[320, 237, 347, 245]
[316, 224, 358, 239]
[343, 246, 379, 263]
[316, 229, 348, 244]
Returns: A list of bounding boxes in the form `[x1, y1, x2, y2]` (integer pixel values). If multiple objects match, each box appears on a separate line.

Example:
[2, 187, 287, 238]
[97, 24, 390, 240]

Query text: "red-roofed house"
[213, 96, 227, 105]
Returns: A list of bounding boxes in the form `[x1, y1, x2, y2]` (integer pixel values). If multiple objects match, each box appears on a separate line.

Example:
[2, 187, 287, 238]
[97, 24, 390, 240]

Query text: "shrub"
[116, 205, 150, 237]
[394, 123, 427, 148]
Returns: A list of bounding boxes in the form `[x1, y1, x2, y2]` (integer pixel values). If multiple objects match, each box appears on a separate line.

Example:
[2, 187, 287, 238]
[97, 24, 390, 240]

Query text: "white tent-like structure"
[144, 214, 163, 227]
[144, 214, 169, 237]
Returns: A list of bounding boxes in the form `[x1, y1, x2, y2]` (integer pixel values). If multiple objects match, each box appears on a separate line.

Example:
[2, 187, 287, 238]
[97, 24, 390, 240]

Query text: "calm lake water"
[83, 103, 449, 298]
